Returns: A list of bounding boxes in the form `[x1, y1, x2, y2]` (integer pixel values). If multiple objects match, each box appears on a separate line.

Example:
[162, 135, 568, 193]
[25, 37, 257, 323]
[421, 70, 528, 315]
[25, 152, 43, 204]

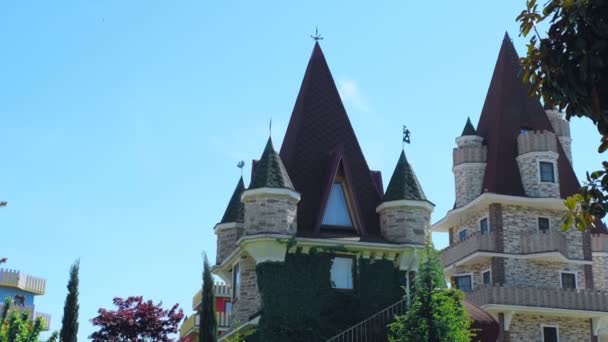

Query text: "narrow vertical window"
[479, 217, 489, 235]
[542, 326, 558, 342]
[538, 217, 550, 233]
[560, 272, 576, 289]
[232, 264, 240, 301]
[458, 228, 468, 241]
[322, 183, 353, 228]
[539, 161, 555, 183]
[330, 257, 354, 289]
[482, 270, 491, 285]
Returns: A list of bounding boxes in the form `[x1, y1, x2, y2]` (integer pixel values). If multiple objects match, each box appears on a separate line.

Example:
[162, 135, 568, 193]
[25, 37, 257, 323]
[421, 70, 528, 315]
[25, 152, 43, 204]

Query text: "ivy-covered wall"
[252, 251, 408, 341]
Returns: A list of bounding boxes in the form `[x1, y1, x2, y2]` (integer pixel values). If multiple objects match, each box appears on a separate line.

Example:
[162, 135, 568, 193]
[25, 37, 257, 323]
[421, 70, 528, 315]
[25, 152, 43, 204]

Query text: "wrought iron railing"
[325, 299, 407, 342]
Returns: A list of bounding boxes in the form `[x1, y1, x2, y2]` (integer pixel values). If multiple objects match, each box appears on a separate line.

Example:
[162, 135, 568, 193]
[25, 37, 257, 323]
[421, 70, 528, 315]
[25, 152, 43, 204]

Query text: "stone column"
[233, 255, 261, 325]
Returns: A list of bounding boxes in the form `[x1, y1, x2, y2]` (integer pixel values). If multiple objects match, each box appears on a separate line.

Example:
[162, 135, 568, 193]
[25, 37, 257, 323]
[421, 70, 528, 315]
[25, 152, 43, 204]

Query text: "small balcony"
[192, 283, 231, 311]
[0, 304, 51, 330]
[465, 285, 608, 313]
[179, 312, 232, 337]
[593, 234, 608, 253]
[442, 231, 571, 267]
[0, 269, 46, 295]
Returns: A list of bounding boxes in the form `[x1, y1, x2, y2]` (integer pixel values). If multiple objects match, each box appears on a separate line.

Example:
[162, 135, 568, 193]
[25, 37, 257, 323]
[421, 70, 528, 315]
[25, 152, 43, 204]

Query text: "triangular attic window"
[322, 182, 354, 229]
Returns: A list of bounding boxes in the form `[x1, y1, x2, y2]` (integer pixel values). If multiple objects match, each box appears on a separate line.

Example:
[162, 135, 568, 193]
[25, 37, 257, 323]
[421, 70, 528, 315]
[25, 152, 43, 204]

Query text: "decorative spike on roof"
[219, 176, 245, 224]
[383, 150, 428, 202]
[250, 137, 294, 190]
[461, 117, 477, 136]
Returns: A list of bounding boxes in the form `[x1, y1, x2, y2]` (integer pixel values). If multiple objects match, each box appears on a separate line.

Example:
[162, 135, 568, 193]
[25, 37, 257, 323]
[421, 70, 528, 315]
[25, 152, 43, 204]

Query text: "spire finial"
[310, 26, 323, 41]
[402, 125, 411, 150]
[237, 160, 245, 177]
[269, 118, 273, 138]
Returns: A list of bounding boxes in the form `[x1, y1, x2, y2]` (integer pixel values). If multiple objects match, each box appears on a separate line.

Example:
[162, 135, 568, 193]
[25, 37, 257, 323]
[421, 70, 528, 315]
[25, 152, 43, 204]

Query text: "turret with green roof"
[215, 176, 246, 265]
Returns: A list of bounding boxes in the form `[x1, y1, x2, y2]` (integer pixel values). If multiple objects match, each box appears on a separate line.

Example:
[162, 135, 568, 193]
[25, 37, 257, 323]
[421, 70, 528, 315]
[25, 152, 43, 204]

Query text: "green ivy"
[253, 251, 407, 341]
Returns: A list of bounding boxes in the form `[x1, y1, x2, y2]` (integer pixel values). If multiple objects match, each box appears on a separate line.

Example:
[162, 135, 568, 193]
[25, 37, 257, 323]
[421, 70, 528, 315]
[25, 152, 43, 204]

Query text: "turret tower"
[545, 105, 573, 165]
[452, 118, 487, 207]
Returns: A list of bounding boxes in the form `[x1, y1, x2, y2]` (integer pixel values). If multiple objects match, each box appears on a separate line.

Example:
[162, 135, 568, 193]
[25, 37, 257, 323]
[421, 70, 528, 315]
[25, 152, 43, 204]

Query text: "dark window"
[13, 295, 25, 306]
[454, 275, 472, 292]
[540, 162, 555, 183]
[538, 217, 550, 233]
[482, 271, 491, 285]
[232, 264, 240, 301]
[480, 217, 489, 235]
[561, 272, 576, 289]
[543, 326, 558, 342]
[458, 229, 468, 241]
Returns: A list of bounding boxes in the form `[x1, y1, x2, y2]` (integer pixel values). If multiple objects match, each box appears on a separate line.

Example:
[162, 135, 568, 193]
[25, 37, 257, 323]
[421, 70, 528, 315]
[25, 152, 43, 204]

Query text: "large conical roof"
[250, 138, 294, 190]
[384, 150, 428, 202]
[279, 42, 383, 237]
[219, 176, 245, 224]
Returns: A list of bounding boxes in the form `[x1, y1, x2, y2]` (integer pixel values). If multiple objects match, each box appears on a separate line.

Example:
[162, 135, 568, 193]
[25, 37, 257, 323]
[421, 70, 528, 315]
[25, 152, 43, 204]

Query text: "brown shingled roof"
[279, 42, 383, 239]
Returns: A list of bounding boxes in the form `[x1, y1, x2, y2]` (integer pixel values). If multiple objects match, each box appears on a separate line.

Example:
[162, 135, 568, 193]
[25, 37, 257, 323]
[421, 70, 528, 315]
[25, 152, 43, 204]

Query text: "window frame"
[540, 324, 559, 342]
[457, 228, 468, 242]
[481, 269, 492, 286]
[479, 216, 490, 235]
[453, 273, 474, 292]
[559, 271, 577, 289]
[538, 160, 557, 183]
[537, 216, 551, 234]
[330, 255, 356, 291]
[232, 262, 241, 301]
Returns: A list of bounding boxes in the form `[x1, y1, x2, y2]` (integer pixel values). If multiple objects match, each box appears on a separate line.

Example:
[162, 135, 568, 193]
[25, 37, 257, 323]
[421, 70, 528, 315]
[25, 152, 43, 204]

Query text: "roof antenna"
[237, 160, 245, 177]
[310, 26, 323, 41]
[402, 125, 411, 150]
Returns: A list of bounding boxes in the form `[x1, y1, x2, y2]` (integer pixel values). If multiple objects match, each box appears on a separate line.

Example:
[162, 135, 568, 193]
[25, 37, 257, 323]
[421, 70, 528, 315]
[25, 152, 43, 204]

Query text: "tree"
[0, 297, 46, 342]
[517, 0, 608, 230]
[60, 259, 79, 342]
[389, 236, 472, 342]
[89, 296, 184, 342]
[199, 254, 217, 342]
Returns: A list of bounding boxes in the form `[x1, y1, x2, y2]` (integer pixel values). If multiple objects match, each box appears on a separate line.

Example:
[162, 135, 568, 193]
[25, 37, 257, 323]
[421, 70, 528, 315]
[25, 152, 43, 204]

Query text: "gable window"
[560, 271, 576, 289]
[538, 217, 550, 234]
[539, 161, 556, 183]
[322, 183, 353, 228]
[479, 217, 489, 235]
[454, 274, 472, 292]
[232, 263, 240, 301]
[542, 325, 559, 342]
[482, 270, 491, 285]
[458, 228, 468, 242]
[330, 257, 354, 290]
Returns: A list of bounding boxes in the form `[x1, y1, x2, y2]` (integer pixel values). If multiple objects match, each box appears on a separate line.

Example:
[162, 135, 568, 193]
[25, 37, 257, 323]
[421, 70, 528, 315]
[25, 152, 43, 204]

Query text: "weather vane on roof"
[310, 26, 323, 41]
[237, 160, 245, 176]
[403, 125, 411, 149]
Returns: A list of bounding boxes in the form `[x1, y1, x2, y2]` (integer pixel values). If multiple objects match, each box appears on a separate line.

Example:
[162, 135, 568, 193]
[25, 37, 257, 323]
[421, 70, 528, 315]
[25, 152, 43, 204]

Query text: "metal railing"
[465, 285, 608, 312]
[442, 231, 497, 266]
[192, 283, 231, 310]
[325, 299, 407, 342]
[0, 269, 46, 295]
[592, 234, 608, 253]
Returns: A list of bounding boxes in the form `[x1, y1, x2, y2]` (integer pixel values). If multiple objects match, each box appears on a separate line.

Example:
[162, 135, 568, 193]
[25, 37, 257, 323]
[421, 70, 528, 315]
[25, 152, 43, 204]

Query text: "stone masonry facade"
[242, 194, 297, 235]
[593, 255, 608, 290]
[233, 255, 261, 325]
[216, 225, 243, 265]
[379, 205, 428, 244]
[453, 164, 487, 208]
[508, 314, 591, 342]
[503, 259, 586, 289]
[515, 152, 560, 198]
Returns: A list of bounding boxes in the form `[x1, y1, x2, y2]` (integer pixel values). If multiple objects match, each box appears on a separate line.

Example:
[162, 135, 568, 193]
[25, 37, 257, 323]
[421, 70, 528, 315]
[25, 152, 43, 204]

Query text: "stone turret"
[516, 129, 560, 198]
[241, 137, 300, 236]
[377, 150, 433, 244]
[545, 105, 572, 165]
[453, 118, 487, 207]
[214, 176, 245, 265]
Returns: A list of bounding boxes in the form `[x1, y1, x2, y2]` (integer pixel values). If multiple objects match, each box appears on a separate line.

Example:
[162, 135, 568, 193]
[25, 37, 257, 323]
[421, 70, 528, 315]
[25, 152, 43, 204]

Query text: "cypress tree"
[60, 259, 80, 342]
[199, 253, 217, 342]
[389, 234, 472, 342]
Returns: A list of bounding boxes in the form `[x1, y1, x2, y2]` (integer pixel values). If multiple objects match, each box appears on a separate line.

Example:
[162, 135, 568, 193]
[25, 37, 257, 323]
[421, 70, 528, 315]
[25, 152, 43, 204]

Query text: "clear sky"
[0, 1, 604, 340]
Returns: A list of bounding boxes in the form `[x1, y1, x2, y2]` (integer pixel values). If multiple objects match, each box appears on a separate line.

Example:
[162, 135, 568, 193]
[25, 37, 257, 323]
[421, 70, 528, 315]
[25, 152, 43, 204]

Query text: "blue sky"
[0, 1, 604, 340]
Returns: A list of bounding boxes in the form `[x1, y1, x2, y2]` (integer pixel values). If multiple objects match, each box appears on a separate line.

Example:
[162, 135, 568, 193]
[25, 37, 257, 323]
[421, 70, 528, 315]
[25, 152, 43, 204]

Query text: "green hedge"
[253, 251, 407, 341]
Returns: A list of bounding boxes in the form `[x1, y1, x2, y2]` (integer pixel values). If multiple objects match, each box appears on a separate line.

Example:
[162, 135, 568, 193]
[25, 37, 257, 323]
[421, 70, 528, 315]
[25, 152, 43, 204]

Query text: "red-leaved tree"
[90, 296, 185, 342]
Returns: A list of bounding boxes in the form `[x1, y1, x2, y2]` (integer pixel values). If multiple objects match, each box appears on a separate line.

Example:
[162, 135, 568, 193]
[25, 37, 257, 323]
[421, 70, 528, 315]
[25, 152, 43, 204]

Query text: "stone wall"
[216, 225, 243, 265]
[452, 260, 492, 290]
[503, 259, 586, 289]
[515, 152, 560, 198]
[508, 314, 591, 342]
[502, 205, 584, 259]
[453, 164, 487, 208]
[449, 206, 490, 241]
[379, 205, 428, 244]
[233, 256, 261, 325]
[593, 254, 608, 291]
[243, 194, 297, 235]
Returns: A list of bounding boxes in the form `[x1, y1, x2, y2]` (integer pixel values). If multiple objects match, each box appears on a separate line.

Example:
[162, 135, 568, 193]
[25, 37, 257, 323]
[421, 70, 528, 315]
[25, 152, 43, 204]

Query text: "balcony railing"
[442, 231, 497, 266]
[465, 286, 608, 313]
[0, 269, 46, 295]
[0, 304, 51, 330]
[442, 231, 571, 267]
[592, 234, 608, 253]
[192, 283, 231, 310]
[520, 231, 568, 256]
[179, 312, 232, 337]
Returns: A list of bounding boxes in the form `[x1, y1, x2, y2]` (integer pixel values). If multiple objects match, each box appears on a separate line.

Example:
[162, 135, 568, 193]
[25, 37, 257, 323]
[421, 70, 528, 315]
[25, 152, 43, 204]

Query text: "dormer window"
[322, 183, 354, 228]
[539, 161, 556, 183]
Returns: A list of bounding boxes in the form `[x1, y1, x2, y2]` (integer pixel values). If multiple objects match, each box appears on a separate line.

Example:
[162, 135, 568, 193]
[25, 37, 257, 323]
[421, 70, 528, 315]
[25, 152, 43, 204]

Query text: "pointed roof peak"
[250, 137, 294, 190]
[461, 117, 477, 136]
[219, 176, 245, 224]
[383, 150, 428, 202]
